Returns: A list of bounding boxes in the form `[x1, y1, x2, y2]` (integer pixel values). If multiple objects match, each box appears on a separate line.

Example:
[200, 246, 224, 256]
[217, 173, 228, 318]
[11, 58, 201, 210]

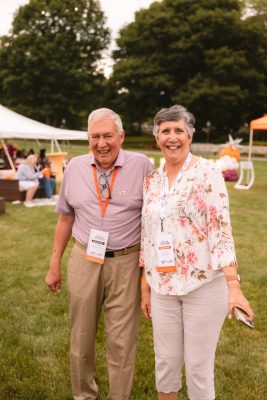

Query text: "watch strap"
[226, 274, 240, 283]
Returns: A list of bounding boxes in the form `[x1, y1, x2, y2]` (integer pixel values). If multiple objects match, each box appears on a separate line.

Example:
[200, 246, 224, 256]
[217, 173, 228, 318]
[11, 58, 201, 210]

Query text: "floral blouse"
[139, 157, 237, 296]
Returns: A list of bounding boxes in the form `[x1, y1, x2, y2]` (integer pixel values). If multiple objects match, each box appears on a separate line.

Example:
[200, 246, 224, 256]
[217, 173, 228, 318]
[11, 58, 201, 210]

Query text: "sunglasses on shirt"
[99, 173, 111, 200]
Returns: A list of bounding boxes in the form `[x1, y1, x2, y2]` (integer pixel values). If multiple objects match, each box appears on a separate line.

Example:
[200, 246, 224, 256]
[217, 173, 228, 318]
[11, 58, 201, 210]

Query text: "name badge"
[85, 228, 109, 264]
[156, 233, 176, 273]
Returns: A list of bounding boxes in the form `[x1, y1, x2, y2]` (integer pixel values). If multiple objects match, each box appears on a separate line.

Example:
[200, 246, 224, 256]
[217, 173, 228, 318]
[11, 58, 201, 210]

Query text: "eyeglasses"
[99, 173, 111, 200]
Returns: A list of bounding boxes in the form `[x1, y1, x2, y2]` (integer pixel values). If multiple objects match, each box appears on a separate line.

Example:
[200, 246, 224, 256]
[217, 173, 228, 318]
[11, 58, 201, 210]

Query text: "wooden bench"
[0, 197, 5, 214]
[0, 179, 56, 202]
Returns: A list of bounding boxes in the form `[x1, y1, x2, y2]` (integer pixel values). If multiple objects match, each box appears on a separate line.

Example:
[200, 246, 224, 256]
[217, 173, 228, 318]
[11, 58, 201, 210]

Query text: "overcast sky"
[0, 0, 158, 37]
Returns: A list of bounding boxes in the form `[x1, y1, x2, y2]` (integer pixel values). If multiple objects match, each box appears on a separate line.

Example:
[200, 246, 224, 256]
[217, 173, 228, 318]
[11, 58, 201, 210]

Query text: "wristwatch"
[226, 274, 241, 284]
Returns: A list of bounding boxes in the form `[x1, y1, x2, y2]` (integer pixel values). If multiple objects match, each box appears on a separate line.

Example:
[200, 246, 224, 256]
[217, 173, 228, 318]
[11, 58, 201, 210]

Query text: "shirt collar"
[159, 160, 166, 177]
[90, 149, 125, 173]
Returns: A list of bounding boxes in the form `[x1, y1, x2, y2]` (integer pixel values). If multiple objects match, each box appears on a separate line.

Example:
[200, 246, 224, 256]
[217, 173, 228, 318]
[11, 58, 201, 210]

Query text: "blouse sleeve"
[204, 166, 237, 270]
[15, 164, 40, 180]
[139, 176, 149, 268]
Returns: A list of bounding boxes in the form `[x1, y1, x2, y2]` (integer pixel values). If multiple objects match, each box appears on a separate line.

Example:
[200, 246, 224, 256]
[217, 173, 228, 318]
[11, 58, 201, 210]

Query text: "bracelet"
[141, 275, 148, 285]
[227, 280, 240, 287]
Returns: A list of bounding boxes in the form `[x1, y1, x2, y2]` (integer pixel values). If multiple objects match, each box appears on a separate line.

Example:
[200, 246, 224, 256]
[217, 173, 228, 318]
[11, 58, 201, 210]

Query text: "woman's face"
[156, 119, 192, 165]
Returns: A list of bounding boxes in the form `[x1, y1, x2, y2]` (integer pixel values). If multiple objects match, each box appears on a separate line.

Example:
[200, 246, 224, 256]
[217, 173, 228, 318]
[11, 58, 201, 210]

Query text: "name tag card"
[85, 229, 109, 264]
[156, 233, 176, 273]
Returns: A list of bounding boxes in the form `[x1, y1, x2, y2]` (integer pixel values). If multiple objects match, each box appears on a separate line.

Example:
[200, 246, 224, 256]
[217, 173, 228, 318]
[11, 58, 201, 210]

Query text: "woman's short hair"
[153, 105, 195, 138]
[88, 108, 123, 134]
[25, 154, 37, 165]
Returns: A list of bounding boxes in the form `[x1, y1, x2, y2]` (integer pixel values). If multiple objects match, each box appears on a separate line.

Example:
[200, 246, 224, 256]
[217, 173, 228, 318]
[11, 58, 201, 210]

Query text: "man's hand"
[45, 214, 74, 293]
[45, 265, 62, 293]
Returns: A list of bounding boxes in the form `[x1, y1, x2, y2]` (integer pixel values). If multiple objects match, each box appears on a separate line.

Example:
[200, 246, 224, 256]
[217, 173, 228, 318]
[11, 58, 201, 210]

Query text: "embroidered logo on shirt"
[118, 189, 128, 196]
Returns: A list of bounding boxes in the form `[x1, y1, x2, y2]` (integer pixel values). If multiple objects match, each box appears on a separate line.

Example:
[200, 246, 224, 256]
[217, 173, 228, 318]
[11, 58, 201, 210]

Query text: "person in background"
[15, 154, 42, 207]
[14, 149, 27, 169]
[38, 148, 48, 168]
[35, 149, 55, 198]
[0, 146, 6, 169]
[45, 108, 154, 400]
[27, 148, 35, 156]
[7, 142, 16, 159]
[140, 105, 254, 400]
[39, 159, 55, 198]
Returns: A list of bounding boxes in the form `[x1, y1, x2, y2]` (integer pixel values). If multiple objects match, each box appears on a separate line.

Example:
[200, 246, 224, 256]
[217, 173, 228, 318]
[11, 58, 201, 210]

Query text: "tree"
[111, 0, 267, 138]
[241, 0, 267, 18]
[0, 0, 110, 128]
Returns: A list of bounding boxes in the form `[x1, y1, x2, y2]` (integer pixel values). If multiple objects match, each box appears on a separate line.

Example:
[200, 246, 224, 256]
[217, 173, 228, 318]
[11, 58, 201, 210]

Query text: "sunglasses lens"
[99, 174, 111, 199]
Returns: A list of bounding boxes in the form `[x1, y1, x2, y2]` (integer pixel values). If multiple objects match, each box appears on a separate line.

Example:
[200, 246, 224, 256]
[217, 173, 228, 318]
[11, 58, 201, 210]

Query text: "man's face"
[88, 119, 124, 170]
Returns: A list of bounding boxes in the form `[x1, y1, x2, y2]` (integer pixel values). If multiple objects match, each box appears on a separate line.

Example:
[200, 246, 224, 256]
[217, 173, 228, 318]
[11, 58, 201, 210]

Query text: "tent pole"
[1, 138, 16, 171]
[248, 129, 253, 161]
[55, 139, 62, 152]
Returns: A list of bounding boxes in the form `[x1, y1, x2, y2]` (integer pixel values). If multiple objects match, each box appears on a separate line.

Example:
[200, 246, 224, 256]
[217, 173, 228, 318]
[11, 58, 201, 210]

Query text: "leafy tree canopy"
[241, 0, 267, 15]
[111, 0, 267, 138]
[0, 0, 110, 128]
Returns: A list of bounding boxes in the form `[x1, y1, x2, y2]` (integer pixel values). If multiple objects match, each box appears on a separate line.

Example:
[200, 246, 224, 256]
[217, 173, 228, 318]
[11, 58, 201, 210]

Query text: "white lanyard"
[160, 152, 192, 231]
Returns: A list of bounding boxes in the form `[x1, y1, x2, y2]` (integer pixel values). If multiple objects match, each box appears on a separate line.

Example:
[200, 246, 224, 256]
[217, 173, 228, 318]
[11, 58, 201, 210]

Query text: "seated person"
[0, 147, 8, 169]
[0, 157, 5, 169]
[15, 154, 42, 207]
[27, 148, 35, 156]
[38, 160, 55, 198]
[39, 148, 48, 169]
[14, 149, 26, 169]
[7, 143, 16, 159]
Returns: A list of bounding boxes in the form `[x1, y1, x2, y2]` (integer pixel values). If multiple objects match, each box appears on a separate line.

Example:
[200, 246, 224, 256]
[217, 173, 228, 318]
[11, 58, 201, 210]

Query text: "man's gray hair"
[153, 105, 195, 138]
[88, 108, 123, 133]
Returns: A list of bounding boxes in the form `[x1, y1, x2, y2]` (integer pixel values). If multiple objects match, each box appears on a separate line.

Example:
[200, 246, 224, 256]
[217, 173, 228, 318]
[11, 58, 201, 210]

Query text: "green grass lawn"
[0, 150, 266, 399]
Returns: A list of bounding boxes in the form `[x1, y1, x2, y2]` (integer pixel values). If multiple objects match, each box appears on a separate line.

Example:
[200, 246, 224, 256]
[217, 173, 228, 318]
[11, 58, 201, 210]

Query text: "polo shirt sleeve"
[146, 158, 155, 176]
[56, 163, 74, 215]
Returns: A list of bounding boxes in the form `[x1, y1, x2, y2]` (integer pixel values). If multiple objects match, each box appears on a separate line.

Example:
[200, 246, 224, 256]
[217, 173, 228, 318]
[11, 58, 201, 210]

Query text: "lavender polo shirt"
[56, 149, 154, 250]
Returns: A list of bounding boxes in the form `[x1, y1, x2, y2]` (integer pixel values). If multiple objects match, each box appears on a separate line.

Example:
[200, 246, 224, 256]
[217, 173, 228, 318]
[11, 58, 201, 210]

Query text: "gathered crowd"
[0, 145, 55, 206]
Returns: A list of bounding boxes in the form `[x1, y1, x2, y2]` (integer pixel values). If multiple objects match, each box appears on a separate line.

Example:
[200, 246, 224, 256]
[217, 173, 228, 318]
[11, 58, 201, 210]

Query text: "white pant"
[151, 276, 228, 400]
[18, 179, 39, 191]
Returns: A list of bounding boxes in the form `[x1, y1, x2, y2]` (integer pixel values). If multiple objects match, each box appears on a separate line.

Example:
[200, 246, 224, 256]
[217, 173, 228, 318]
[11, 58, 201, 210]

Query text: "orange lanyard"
[93, 165, 119, 225]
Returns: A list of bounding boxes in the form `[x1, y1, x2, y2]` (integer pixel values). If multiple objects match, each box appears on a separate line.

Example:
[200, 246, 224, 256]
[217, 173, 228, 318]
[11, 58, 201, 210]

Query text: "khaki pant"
[67, 243, 141, 400]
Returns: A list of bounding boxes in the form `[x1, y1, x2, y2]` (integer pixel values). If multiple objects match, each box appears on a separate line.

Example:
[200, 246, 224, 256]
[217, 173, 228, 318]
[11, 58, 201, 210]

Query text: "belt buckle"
[122, 247, 128, 255]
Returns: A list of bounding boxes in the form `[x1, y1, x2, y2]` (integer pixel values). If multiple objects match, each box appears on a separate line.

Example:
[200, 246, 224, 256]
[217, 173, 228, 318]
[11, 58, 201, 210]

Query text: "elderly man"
[45, 108, 153, 400]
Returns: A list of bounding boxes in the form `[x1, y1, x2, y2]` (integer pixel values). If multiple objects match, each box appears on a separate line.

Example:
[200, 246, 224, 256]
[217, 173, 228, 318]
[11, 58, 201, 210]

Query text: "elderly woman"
[140, 105, 253, 400]
[15, 154, 42, 207]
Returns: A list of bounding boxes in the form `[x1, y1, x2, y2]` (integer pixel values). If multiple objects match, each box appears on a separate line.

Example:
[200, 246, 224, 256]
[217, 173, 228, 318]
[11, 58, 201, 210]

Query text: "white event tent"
[0, 104, 87, 141]
[0, 104, 87, 170]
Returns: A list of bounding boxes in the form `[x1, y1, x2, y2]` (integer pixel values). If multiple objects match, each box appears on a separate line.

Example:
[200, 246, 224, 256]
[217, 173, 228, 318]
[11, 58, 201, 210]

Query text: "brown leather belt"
[73, 239, 140, 258]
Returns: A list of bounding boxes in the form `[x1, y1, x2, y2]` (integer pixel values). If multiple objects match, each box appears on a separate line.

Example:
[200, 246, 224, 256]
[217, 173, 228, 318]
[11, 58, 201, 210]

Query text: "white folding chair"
[234, 161, 255, 190]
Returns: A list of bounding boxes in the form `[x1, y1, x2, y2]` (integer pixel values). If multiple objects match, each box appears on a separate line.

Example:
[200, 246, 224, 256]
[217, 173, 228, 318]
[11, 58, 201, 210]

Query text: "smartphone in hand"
[233, 307, 254, 329]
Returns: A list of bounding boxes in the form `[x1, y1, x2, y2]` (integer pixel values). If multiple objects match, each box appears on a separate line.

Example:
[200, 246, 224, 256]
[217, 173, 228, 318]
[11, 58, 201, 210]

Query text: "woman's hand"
[228, 282, 254, 320]
[141, 281, 151, 321]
